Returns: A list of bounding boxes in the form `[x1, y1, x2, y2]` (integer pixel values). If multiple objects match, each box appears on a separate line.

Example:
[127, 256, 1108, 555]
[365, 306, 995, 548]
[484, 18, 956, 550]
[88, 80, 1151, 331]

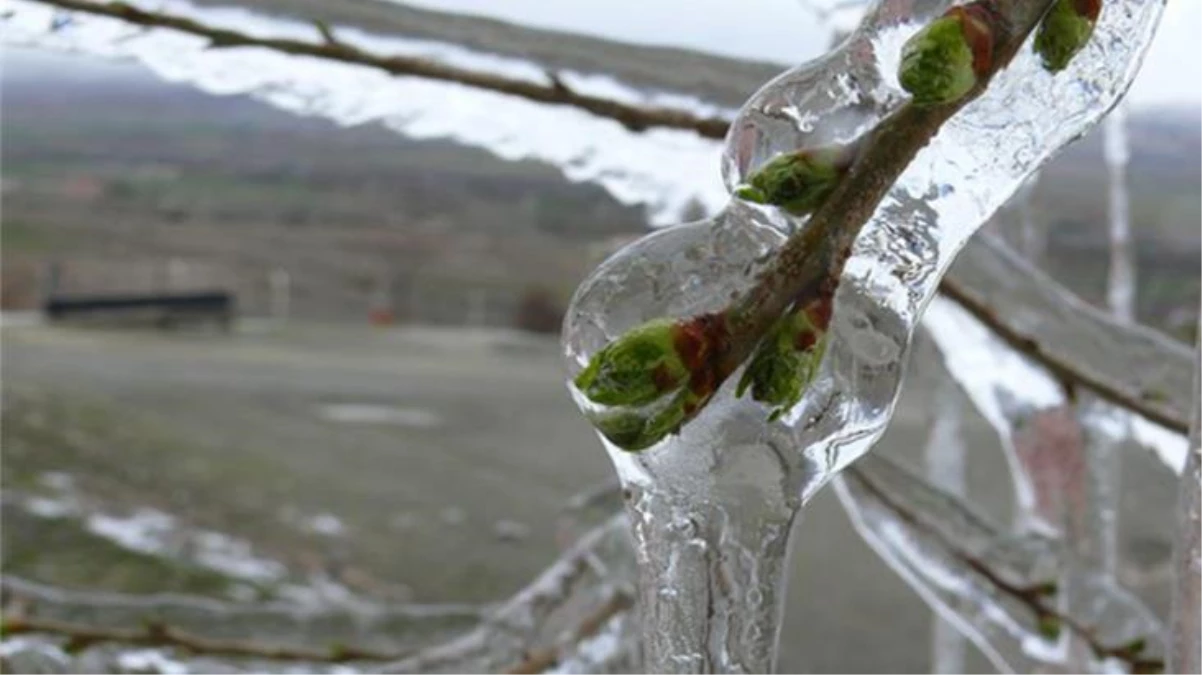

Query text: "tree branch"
[21, 0, 730, 137]
[844, 460, 1165, 673]
[502, 589, 634, 674]
[2, 517, 638, 673]
[1, 575, 484, 656]
[943, 233, 1194, 435]
[1167, 332, 1201, 672]
[15, 0, 1191, 433]
[382, 514, 637, 673]
[577, 0, 1065, 442]
[1, 614, 408, 662]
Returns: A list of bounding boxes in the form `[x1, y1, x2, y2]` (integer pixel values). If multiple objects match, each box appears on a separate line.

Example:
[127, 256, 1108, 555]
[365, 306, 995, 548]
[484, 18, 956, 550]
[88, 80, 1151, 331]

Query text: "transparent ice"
[561, 0, 1166, 671]
[836, 452, 1060, 673]
[1104, 101, 1135, 325]
[1015, 171, 1045, 264]
[920, 297, 1173, 672]
[919, 350, 970, 674]
[2, 0, 733, 224]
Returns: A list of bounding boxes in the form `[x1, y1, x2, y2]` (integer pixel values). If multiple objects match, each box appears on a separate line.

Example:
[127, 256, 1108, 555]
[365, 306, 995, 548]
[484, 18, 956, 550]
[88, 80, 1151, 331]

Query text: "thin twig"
[1, 614, 409, 662]
[382, 515, 632, 673]
[846, 465, 1165, 672]
[503, 589, 634, 674]
[19, 0, 730, 137]
[938, 260, 1190, 435]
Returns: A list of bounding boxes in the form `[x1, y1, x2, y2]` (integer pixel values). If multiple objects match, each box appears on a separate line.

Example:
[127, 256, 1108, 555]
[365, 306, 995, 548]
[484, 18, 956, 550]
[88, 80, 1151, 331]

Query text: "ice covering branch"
[1, 517, 639, 674]
[20, 0, 730, 137]
[16, 0, 1192, 434]
[843, 458, 1165, 673]
[1167, 333, 1201, 672]
[1, 614, 409, 662]
[1, 575, 484, 663]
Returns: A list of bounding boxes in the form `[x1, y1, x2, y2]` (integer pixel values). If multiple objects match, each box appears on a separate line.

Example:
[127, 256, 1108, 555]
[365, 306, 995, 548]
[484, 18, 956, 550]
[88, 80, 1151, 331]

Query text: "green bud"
[1037, 614, 1062, 640]
[1034, 0, 1101, 73]
[1118, 637, 1147, 657]
[734, 148, 845, 217]
[63, 637, 89, 655]
[1141, 388, 1170, 403]
[327, 643, 351, 661]
[574, 319, 688, 407]
[736, 305, 829, 421]
[899, 6, 993, 106]
[590, 390, 694, 452]
[1031, 580, 1058, 596]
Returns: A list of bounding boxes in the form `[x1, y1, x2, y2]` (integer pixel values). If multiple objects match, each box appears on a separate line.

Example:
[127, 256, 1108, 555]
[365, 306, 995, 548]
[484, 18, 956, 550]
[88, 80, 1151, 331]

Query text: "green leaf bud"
[1037, 614, 1062, 640]
[900, 5, 995, 106]
[1034, 0, 1101, 73]
[736, 300, 831, 421]
[590, 389, 695, 452]
[734, 147, 847, 217]
[574, 318, 689, 407]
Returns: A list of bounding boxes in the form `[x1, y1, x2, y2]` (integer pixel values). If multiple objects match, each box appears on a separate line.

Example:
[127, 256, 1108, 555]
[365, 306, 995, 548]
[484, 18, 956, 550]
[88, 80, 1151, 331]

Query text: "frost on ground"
[5, 472, 378, 606]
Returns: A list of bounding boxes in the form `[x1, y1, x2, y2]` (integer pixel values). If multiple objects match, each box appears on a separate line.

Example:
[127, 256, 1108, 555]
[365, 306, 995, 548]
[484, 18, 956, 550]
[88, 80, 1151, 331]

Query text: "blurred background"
[1, 1, 1199, 671]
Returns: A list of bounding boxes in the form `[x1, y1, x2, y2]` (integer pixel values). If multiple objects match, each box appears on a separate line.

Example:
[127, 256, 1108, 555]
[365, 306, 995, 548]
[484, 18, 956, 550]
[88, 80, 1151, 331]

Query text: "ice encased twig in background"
[920, 297, 1172, 671]
[836, 450, 1166, 674]
[835, 453, 1057, 674]
[1167, 339, 1201, 673]
[920, 351, 970, 673]
[2, 0, 732, 224]
[1104, 101, 1135, 325]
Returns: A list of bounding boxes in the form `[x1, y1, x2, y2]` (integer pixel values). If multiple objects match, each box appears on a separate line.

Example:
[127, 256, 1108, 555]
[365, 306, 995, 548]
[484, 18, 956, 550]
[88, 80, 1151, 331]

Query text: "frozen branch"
[840, 456, 1165, 673]
[574, 0, 1076, 444]
[2, 516, 639, 674]
[15, 0, 1191, 433]
[1, 614, 407, 663]
[502, 589, 634, 674]
[1168, 333, 1201, 673]
[943, 233, 1193, 435]
[20, 0, 730, 138]
[1, 575, 485, 658]
[382, 514, 638, 673]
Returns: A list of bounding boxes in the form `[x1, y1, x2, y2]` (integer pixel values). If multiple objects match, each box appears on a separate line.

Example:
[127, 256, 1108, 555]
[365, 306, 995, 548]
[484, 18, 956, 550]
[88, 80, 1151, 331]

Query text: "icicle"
[1168, 335, 1201, 673]
[1104, 102, 1135, 325]
[915, 338, 970, 673]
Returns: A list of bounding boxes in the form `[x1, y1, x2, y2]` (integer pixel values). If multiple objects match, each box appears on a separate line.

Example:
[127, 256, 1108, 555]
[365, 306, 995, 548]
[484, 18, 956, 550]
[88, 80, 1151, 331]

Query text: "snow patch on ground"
[17, 474, 286, 585]
[316, 403, 442, 429]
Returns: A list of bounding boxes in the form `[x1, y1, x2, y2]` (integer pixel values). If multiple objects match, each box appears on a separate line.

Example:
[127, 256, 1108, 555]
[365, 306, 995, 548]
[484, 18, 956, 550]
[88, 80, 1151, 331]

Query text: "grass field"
[1, 319, 1182, 672]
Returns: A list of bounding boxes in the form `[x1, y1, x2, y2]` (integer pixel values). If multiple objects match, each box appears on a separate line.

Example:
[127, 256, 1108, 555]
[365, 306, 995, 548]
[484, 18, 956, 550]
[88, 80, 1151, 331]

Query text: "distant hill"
[2, 52, 1197, 335]
[1, 62, 649, 324]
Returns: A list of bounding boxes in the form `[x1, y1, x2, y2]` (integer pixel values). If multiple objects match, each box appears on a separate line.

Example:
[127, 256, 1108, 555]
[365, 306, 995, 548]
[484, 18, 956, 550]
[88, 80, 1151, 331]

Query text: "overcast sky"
[400, 0, 1202, 109]
[5, 0, 1198, 109]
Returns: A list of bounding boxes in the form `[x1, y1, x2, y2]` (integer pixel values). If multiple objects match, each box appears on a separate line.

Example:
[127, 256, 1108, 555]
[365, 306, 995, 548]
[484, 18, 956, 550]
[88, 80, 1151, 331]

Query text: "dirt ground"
[0, 318, 1181, 672]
